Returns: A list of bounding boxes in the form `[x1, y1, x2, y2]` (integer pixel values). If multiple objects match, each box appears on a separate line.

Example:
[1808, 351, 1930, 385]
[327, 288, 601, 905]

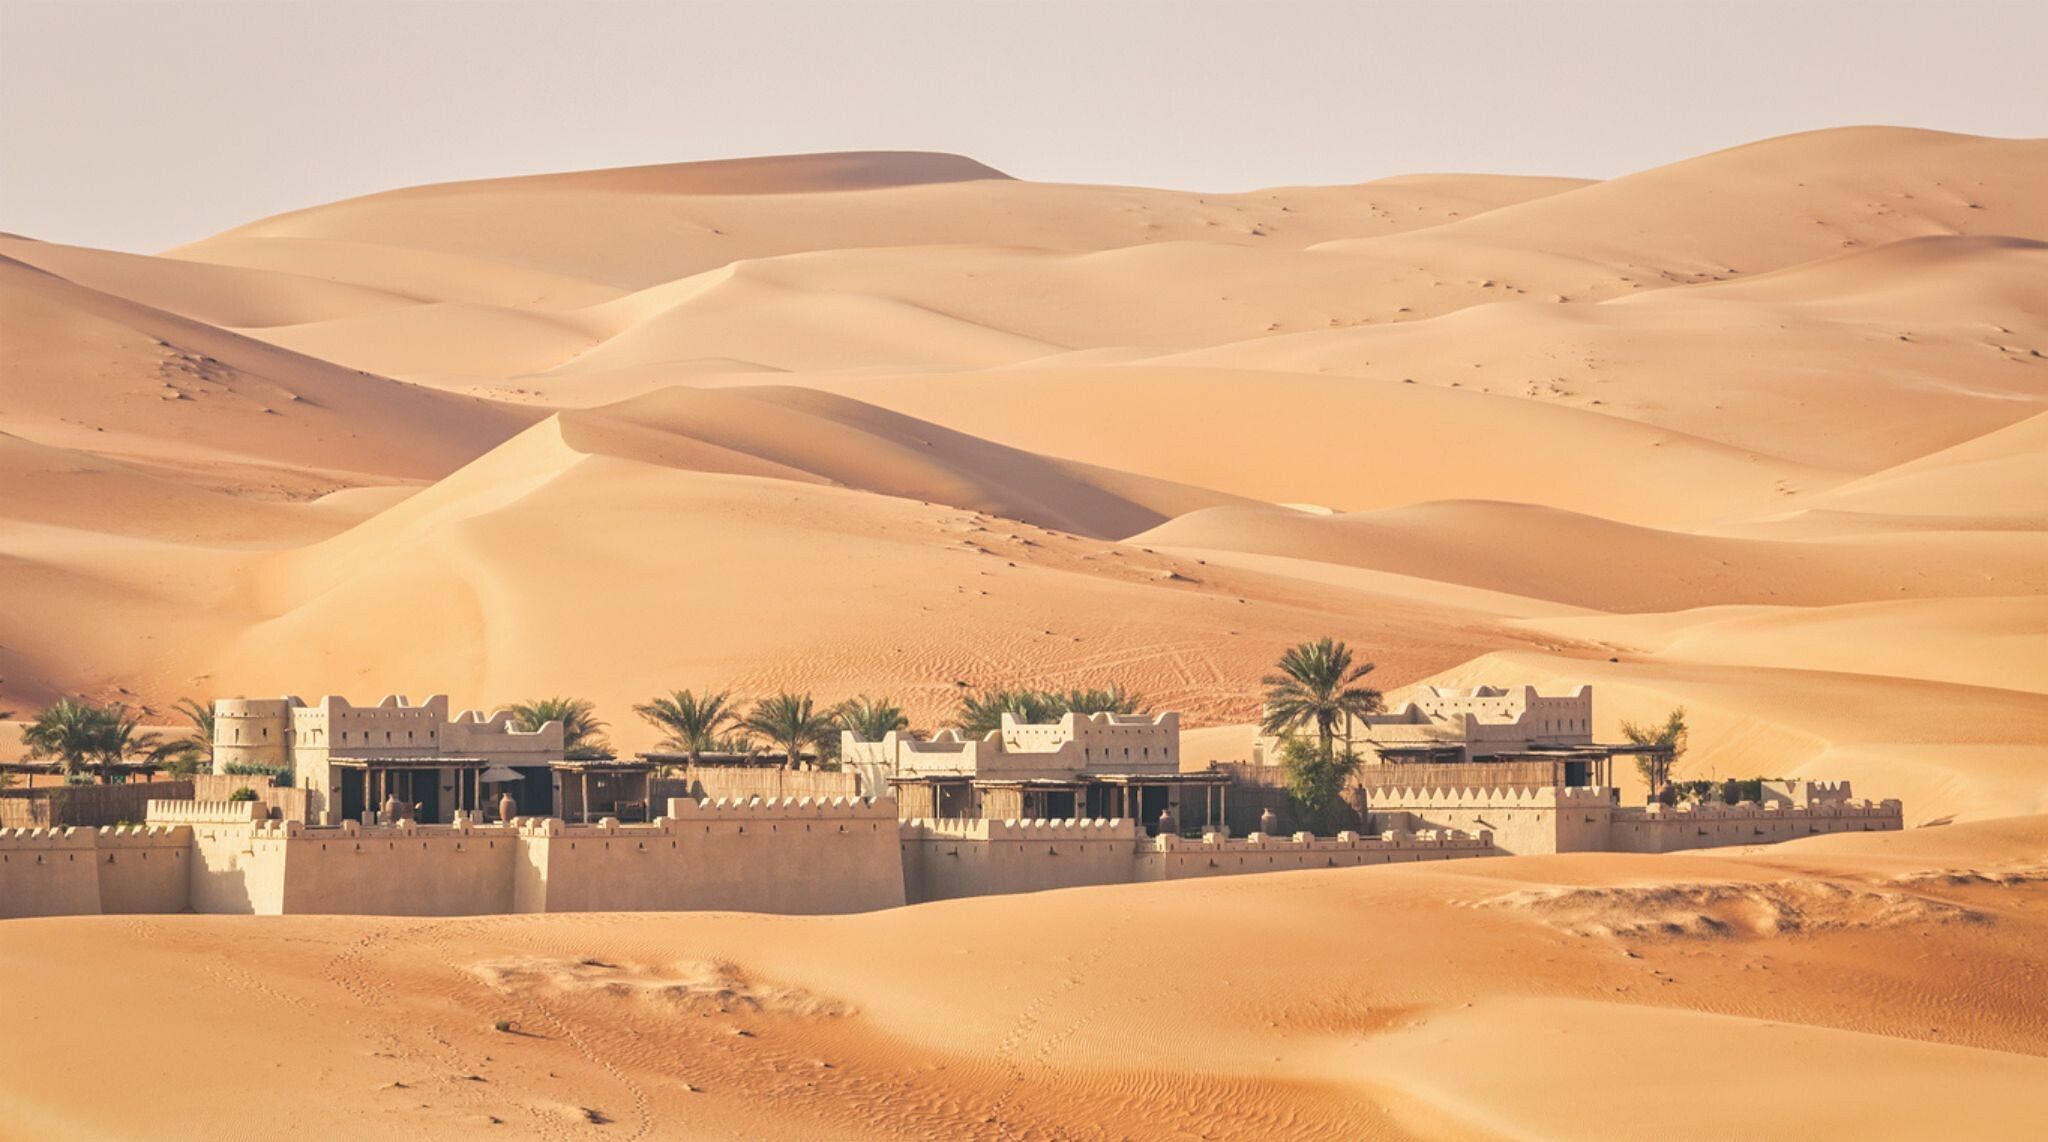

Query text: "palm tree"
[1260, 637, 1384, 758]
[955, 687, 1064, 736]
[95, 706, 162, 784]
[1062, 684, 1145, 716]
[742, 692, 837, 770]
[20, 699, 161, 783]
[509, 697, 612, 759]
[1621, 707, 1689, 802]
[152, 698, 216, 776]
[634, 689, 737, 764]
[20, 698, 113, 780]
[835, 695, 909, 741]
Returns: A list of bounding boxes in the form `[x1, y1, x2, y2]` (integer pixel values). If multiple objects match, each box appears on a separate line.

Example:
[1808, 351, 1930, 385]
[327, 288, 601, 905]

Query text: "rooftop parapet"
[92, 824, 191, 841]
[0, 826, 96, 845]
[983, 817, 1143, 842]
[1621, 798, 1903, 822]
[1152, 826, 1493, 853]
[664, 796, 899, 821]
[146, 799, 267, 825]
[1368, 784, 1609, 807]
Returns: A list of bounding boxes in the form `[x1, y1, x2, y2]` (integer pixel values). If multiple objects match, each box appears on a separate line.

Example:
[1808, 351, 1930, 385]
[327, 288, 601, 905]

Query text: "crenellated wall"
[900, 817, 1149, 902]
[1369, 784, 1616, 855]
[3, 784, 1904, 920]
[1605, 798, 1904, 853]
[0, 825, 193, 917]
[1371, 785, 1903, 855]
[4, 796, 907, 918]
[897, 818, 1496, 902]
[1138, 827, 1495, 882]
[522, 796, 904, 914]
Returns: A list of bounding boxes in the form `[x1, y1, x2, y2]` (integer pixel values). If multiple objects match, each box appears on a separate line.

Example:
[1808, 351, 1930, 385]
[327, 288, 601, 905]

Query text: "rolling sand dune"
[1132, 499, 2048, 611]
[3, 127, 2046, 1133]
[0, 254, 538, 490]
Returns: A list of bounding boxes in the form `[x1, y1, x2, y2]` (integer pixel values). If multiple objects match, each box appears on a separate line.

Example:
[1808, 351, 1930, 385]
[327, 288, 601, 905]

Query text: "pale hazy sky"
[4, 0, 2044, 253]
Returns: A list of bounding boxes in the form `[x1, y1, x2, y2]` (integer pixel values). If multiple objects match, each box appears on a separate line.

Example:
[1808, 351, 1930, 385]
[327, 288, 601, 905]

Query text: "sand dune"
[5, 126, 2048, 1134]
[205, 411, 1540, 743]
[5, 126, 2045, 797]
[0, 254, 537, 489]
[1132, 499, 2048, 611]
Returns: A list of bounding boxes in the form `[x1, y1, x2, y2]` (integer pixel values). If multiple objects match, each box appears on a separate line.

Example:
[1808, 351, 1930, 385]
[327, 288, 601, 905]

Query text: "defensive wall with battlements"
[897, 816, 1495, 903]
[1, 783, 1901, 919]
[1370, 779, 1902, 855]
[2, 797, 904, 919]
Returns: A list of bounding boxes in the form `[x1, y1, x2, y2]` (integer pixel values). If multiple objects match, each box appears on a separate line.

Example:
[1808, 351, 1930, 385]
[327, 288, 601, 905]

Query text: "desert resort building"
[2, 686, 1903, 919]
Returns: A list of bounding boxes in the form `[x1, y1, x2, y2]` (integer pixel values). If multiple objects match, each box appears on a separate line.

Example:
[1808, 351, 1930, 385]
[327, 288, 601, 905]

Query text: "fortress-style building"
[845, 711, 1230, 833]
[214, 695, 652, 825]
[1, 684, 1904, 919]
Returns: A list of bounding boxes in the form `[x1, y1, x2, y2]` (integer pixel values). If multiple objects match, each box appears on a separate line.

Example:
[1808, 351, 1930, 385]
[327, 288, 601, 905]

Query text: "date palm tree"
[743, 692, 837, 770]
[1260, 637, 1384, 758]
[634, 689, 736, 764]
[509, 697, 612, 759]
[20, 699, 162, 783]
[955, 687, 1064, 736]
[835, 695, 910, 741]
[20, 698, 112, 780]
[1062, 684, 1145, 717]
[95, 705, 163, 783]
[148, 698, 217, 776]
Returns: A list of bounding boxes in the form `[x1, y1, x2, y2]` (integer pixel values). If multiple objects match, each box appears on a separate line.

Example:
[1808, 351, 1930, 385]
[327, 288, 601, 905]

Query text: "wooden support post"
[582, 772, 591, 824]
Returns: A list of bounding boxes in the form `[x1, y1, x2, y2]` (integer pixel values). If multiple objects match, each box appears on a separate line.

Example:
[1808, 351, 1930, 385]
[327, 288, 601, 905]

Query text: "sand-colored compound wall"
[901, 818, 1147, 903]
[274, 819, 520, 915]
[898, 819, 1495, 902]
[0, 826, 193, 918]
[1373, 787, 1904, 855]
[1371, 785, 1617, 855]
[7, 797, 906, 918]
[1605, 799, 1904, 853]
[521, 797, 904, 914]
[1, 828, 112, 917]
[1138, 828, 1494, 881]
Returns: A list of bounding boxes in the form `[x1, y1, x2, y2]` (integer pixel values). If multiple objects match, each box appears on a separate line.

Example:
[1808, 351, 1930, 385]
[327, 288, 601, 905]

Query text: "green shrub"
[227, 787, 259, 802]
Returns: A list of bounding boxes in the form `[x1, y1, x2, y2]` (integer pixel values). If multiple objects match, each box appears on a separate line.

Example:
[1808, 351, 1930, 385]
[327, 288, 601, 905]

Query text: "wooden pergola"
[330, 756, 492, 823]
[553, 759, 655, 824]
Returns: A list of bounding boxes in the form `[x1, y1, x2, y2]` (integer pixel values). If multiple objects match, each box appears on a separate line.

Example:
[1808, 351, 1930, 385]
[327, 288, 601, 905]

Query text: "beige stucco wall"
[1605, 799, 1904, 853]
[525, 798, 904, 914]
[2, 786, 1904, 921]
[0, 828, 108, 918]
[1137, 828, 1495, 881]
[900, 818, 1146, 903]
[1369, 785, 1617, 855]
[898, 819, 1496, 902]
[8, 796, 906, 918]
[93, 826, 195, 913]
[274, 819, 519, 915]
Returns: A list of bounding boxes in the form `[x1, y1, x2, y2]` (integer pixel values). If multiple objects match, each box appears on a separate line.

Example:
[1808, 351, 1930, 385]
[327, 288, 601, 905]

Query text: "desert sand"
[2, 127, 2045, 1135]
[2, 819, 2044, 1138]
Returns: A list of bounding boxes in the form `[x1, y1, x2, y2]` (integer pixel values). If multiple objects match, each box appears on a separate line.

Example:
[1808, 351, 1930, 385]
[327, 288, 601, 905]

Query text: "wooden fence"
[652, 766, 861, 806]
[0, 781, 196, 828]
